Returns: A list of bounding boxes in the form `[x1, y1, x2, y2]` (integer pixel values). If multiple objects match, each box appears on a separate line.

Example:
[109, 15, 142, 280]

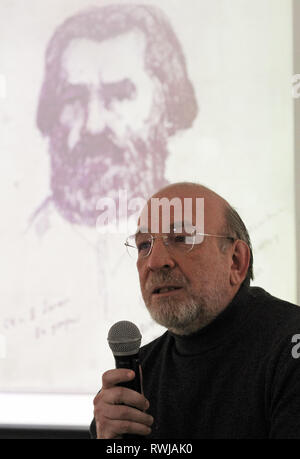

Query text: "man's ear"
[229, 240, 250, 286]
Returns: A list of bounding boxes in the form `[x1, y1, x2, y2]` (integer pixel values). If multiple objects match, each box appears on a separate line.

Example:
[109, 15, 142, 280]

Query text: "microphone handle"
[115, 353, 144, 439]
[115, 353, 142, 393]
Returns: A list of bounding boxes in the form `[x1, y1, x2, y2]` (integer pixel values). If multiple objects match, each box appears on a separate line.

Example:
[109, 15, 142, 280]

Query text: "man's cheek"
[59, 103, 84, 149]
[67, 120, 83, 150]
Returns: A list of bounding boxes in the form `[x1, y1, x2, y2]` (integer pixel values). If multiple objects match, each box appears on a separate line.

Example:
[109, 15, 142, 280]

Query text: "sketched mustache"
[72, 132, 123, 159]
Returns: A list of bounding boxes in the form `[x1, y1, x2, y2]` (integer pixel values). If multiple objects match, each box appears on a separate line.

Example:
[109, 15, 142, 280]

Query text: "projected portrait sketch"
[35, 4, 198, 228]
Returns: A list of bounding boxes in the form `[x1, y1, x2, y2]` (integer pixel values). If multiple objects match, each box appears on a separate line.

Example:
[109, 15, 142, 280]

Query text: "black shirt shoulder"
[139, 331, 170, 360]
[248, 286, 300, 334]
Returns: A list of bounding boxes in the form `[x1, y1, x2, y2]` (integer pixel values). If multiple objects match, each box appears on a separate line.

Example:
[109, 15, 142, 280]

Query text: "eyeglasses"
[125, 229, 235, 260]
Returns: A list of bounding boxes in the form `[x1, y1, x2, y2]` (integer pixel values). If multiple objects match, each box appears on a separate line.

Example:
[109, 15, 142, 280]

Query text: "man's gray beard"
[146, 286, 227, 336]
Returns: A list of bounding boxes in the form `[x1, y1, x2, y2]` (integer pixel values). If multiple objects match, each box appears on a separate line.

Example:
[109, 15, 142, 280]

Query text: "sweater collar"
[169, 284, 252, 356]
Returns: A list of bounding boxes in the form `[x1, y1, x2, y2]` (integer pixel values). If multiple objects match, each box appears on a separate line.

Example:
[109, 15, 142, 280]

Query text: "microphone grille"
[107, 321, 142, 356]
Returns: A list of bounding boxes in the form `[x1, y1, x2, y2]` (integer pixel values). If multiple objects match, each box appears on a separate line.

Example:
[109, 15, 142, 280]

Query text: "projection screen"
[0, 0, 296, 427]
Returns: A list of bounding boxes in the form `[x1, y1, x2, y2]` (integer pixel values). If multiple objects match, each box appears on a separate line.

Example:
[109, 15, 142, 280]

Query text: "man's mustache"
[145, 270, 188, 294]
[71, 130, 124, 160]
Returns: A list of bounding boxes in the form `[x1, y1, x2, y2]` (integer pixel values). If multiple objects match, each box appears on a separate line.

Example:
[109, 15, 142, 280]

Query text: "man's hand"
[93, 368, 154, 439]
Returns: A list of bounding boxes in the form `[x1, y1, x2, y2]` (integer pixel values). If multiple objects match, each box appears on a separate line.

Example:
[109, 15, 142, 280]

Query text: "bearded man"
[91, 182, 300, 439]
[35, 4, 197, 227]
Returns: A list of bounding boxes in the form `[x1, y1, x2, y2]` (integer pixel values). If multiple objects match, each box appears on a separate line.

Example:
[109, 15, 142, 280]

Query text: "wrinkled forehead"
[137, 196, 204, 234]
[137, 188, 226, 234]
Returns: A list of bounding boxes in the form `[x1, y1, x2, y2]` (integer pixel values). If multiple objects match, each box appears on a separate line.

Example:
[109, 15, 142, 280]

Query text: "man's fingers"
[104, 403, 154, 426]
[101, 419, 152, 439]
[119, 420, 152, 436]
[102, 368, 135, 389]
[93, 368, 153, 439]
[97, 385, 150, 412]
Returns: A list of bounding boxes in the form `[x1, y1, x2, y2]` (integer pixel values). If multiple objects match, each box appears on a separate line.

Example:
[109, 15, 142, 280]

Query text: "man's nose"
[146, 238, 176, 271]
[84, 94, 110, 134]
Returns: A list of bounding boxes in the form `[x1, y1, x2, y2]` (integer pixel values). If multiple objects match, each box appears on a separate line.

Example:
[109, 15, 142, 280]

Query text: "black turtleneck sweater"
[90, 285, 300, 439]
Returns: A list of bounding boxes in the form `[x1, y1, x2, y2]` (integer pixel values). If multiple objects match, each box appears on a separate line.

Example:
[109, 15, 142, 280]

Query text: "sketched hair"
[37, 4, 198, 137]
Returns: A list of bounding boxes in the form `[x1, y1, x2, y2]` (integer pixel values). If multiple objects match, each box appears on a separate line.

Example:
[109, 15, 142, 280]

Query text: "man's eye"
[61, 84, 88, 104]
[137, 241, 151, 252]
[172, 234, 194, 245]
[173, 235, 186, 243]
[102, 79, 136, 106]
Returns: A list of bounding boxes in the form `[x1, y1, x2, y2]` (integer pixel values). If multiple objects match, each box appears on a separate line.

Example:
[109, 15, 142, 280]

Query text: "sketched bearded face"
[48, 32, 167, 226]
[36, 5, 198, 227]
[61, 33, 159, 151]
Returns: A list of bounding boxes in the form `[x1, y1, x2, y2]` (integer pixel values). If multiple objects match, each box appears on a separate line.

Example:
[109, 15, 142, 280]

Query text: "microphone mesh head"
[107, 321, 142, 356]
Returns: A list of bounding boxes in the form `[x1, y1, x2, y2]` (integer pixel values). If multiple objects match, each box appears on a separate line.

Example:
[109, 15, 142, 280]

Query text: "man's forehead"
[137, 185, 227, 233]
[61, 31, 147, 86]
[138, 196, 203, 233]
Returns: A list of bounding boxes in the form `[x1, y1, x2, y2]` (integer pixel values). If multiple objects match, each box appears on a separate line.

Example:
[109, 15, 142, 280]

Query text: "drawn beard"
[49, 126, 169, 227]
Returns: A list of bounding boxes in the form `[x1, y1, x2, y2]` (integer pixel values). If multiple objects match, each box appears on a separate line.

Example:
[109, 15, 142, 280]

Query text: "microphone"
[107, 320, 143, 394]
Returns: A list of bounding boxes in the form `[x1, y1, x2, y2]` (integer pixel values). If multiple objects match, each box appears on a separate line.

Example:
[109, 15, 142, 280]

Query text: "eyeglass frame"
[124, 231, 236, 258]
